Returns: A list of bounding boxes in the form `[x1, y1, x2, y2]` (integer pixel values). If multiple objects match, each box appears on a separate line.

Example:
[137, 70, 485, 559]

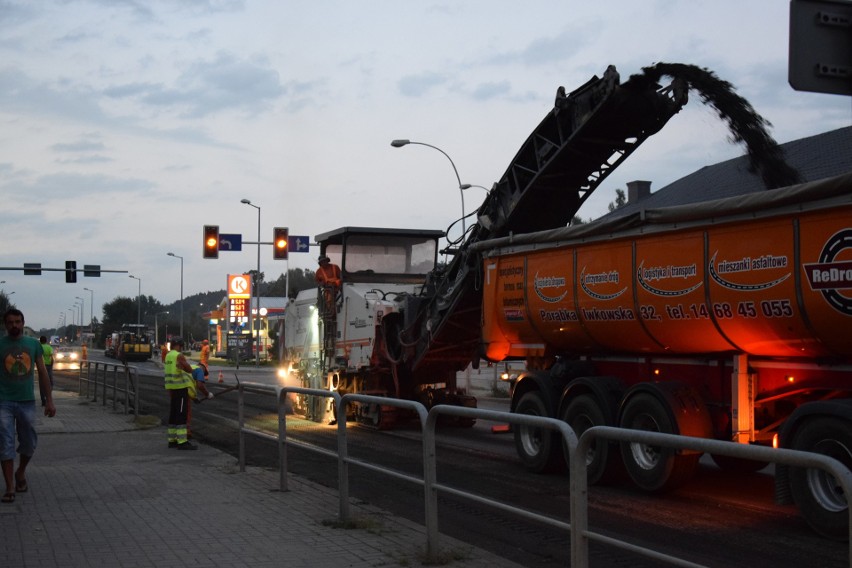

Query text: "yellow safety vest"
[164, 350, 194, 392]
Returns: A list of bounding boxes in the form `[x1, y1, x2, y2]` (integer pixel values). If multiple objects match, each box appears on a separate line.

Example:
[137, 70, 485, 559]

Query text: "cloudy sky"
[1, 0, 849, 330]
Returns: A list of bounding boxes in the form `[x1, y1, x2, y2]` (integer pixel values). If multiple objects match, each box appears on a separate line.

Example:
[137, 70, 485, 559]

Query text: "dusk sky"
[1, 0, 849, 329]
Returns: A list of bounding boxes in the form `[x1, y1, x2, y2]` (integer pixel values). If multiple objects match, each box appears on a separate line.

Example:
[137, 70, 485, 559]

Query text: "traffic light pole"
[241, 202, 261, 368]
[205, 221, 289, 367]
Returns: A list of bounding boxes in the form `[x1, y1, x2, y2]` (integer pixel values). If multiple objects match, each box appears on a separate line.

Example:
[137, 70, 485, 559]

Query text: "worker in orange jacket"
[315, 255, 341, 315]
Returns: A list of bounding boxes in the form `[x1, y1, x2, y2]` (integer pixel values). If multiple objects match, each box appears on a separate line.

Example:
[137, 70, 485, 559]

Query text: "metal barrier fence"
[232, 383, 852, 567]
[78, 361, 141, 415]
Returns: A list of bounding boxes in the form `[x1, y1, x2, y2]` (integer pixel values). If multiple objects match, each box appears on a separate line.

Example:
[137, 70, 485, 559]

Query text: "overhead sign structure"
[3, 262, 119, 281]
[219, 233, 242, 252]
[23, 263, 41, 276]
[290, 235, 311, 253]
[789, 0, 852, 96]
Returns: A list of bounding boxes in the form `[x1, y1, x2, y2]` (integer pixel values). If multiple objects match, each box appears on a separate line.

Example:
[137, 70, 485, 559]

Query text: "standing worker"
[199, 339, 210, 379]
[315, 255, 342, 315]
[1, 309, 56, 504]
[81, 343, 88, 363]
[163, 337, 198, 450]
[38, 336, 54, 407]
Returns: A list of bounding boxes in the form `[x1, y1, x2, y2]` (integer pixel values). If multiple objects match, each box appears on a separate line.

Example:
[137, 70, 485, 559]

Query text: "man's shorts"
[0, 400, 37, 460]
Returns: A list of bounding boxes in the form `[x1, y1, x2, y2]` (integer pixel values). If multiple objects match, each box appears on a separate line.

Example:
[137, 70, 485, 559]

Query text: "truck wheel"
[789, 416, 851, 540]
[514, 391, 563, 473]
[561, 394, 621, 484]
[619, 393, 698, 492]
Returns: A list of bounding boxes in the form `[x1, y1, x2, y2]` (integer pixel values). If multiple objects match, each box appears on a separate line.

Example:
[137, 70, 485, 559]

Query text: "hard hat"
[318, 255, 330, 263]
[202, 339, 209, 344]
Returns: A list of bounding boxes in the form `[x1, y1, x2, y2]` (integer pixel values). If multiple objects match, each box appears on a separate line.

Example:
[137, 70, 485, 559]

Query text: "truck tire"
[560, 394, 622, 484]
[789, 416, 851, 540]
[514, 391, 563, 473]
[619, 393, 699, 492]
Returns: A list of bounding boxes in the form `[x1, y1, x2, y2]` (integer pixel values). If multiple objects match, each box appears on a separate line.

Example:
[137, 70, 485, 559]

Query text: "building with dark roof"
[607, 125, 852, 218]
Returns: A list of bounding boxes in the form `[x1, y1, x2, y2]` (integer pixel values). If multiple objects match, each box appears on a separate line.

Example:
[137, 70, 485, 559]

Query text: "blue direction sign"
[219, 233, 242, 252]
[290, 235, 310, 253]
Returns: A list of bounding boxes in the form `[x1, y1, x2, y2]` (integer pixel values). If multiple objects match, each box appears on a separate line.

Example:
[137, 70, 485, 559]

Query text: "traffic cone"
[218, 371, 224, 383]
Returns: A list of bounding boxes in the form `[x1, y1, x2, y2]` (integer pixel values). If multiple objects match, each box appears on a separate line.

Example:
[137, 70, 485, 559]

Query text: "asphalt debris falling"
[635, 62, 803, 189]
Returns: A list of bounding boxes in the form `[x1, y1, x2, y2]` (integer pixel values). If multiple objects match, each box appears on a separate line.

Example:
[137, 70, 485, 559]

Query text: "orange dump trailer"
[476, 172, 852, 539]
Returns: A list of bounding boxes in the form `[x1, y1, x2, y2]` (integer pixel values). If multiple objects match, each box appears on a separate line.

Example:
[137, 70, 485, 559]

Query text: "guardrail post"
[278, 387, 288, 492]
[423, 407, 440, 562]
[111, 366, 118, 411]
[336, 394, 350, 522]
[238, 384, 246, 473]
[124, 366, 130, 413]
[570, 429, 589, 568]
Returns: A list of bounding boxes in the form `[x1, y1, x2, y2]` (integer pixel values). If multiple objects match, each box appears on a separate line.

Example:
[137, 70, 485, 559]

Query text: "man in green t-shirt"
[39, 336, 54, 407]
[1, 309, 56, 504]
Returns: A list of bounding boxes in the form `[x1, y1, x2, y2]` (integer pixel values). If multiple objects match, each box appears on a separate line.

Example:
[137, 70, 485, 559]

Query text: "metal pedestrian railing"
[78, 361, 141, 415]
[231, 383, 852, 567]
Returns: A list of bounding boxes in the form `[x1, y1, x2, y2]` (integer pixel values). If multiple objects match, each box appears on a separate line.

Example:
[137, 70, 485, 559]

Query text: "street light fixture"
[129, 275, 141, 326]
[390, 139, 468, 236]
[83, 287, 94, 330]
[167, 252, 185, 339]
[240, 198, 261, 367]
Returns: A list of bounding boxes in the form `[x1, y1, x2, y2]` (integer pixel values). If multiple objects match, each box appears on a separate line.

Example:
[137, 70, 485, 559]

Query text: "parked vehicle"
[480, 172, 852, 540]
[105, 324, 152, 362]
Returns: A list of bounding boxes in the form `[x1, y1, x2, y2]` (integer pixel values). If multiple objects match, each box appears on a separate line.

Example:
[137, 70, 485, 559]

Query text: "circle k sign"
[228, 274, 252, 298]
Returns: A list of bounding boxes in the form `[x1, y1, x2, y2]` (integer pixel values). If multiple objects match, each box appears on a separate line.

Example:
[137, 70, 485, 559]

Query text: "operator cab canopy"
[315, 226, 445, 285]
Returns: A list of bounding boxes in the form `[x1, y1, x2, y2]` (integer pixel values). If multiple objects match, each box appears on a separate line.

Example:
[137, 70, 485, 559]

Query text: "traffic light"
[203, 225, 219, 259]
[65, 260, 77, 283]
[273, 227, 289, 260]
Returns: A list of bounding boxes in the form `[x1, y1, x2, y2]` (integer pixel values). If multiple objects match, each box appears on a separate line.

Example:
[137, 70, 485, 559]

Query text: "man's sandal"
[1, 493, 14, 503]
[15, 479, 28, 493]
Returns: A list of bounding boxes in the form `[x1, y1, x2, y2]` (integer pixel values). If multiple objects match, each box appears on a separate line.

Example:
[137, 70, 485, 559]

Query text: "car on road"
[53, 346, 81, 370]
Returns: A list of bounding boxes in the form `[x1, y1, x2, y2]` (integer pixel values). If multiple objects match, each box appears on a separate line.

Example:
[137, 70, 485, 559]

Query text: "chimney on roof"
[627, 180, 651, 203]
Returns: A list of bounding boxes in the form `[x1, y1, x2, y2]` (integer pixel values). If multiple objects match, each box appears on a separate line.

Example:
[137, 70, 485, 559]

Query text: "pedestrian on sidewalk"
[163, 337, 197, 451]
[38, 336, 54, 406]
[1, 309, 57, 504]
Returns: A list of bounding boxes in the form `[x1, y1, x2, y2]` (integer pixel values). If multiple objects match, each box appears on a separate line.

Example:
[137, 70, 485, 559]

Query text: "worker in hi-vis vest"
[164, 337, 200, 450]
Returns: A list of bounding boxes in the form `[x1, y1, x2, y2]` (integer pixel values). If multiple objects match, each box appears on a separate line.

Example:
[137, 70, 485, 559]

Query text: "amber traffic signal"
[273, 227, 289, 260]
[203, 225, 219, 259]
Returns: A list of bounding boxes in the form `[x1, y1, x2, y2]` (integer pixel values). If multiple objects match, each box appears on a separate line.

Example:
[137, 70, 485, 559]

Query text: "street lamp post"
[240, 198, 261, 367]
[391, 139, 468, 236]
[75, 296, 84, 332]
[166, 253, 184, 339]
[129, 275, 141, 326]
[83, 287, 94, 330]
[154, 311, 169, 348]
